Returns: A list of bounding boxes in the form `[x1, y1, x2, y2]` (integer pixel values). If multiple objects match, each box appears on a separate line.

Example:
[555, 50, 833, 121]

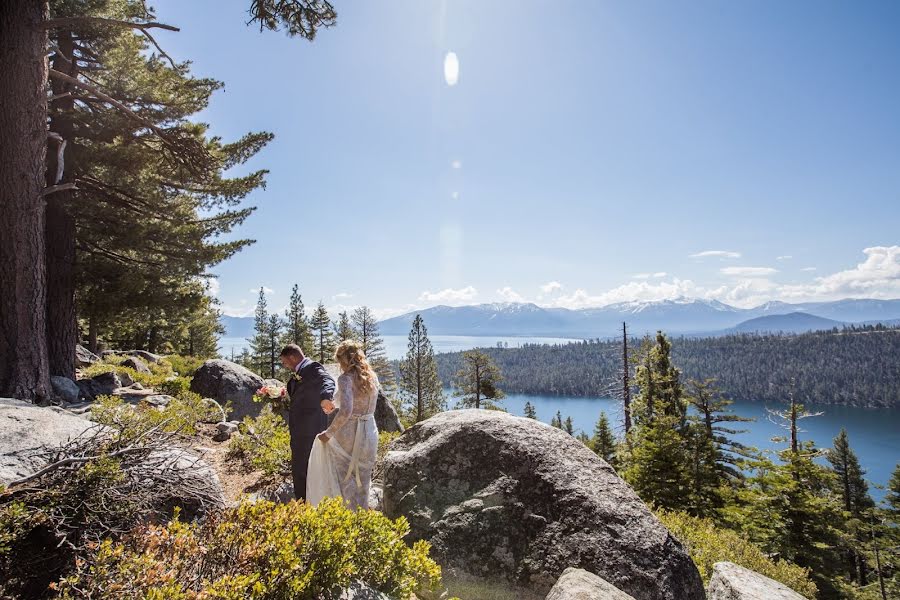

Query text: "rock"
[382, 410, 704, 600]
[122, 356, 151, 374]
[76, 371, 121, 401]
[143, 394, 174, 408]
[213, 421, 239, 442]
[707, 562, 806, 600]
[369, 483, 384, 512]
[127, 350, 162, 363]
[129, 382, 145, 390]
[324, 365, 404, 433]
[246, 480, 295, 504]
[190, 359, 264, 421]
[75, 344, 100, 367]
[546, 567, 636, 600]
[118, 369, 135, 387]
[50, 376, 81, 404]
[0, 398, 225, 513]
[337, 581, 394, 599]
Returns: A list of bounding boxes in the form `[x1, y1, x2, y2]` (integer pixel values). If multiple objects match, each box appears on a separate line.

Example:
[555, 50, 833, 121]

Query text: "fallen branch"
[44, 182, 78, 196]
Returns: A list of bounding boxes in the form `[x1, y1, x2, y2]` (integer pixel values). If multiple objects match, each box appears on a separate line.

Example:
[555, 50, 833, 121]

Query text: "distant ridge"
[727, 312, 845, 334]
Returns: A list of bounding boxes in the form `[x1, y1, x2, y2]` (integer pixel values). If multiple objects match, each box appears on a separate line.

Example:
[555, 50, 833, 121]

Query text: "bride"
[306, 340, 379, 510]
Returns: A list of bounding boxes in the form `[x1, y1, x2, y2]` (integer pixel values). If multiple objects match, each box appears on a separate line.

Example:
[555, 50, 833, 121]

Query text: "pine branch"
[43, 17, 180, 33]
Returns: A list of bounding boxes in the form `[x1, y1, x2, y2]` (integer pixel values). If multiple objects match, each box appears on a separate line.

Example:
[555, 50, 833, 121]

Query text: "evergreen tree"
[351, 305, 393, 387]
[564, 416, 575, 435]
[398, 315, 444, 423]
[265, 313, 284, 378]
[452, 350, 505, 410]
[333, 311, 354, 342]
[249, 287, 270, 375]
[550, 410, 563, 428]
[828, 428, 874, 585]
[282, 284, 312, 355]
[523, 401, 537, 419]
[309, 301, 335, 363]
[622, 332, 693, 512]
[591, 411, 618, 467]
[179, 294, 225, 358]
[886, 463, 900, 515]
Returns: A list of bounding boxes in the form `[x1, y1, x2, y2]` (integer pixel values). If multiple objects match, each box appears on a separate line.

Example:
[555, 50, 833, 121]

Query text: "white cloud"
[777, 255, 792, 261]
[720, 266, 778, 277]
[451, 191, 459, 200]
[221, 299, 252, 318]
[545, 278, 705, 309]
[540, 281, 563, 294]
[250, 286, 274, 295]
[653, 272, 667, 278]
[419, 285, 478, 304]
[205, 278, 220, 296]
[443, 51, 459, 86]
[451, 159, 462, 169]
[632, 272, 668, 280]
[333, 292, 352, 300]
[784, 246, 900, 300]
[496, 286, 525, 302]
[801, 267, 817, 272]
[690, 250, 741, 259]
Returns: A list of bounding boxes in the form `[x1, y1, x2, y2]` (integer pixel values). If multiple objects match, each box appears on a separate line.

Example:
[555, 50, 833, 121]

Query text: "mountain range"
[376, 297, 900, 339]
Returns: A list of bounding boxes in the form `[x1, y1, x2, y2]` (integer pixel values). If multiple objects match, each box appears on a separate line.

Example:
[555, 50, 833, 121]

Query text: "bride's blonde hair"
[334, 340, 378, 395]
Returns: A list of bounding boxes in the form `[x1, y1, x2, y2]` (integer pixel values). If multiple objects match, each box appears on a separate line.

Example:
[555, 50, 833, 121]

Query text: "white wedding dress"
[306, 371, 379, 510]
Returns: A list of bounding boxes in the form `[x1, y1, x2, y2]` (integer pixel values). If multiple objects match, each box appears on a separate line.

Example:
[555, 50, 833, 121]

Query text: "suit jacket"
[286, 359, 335, 438]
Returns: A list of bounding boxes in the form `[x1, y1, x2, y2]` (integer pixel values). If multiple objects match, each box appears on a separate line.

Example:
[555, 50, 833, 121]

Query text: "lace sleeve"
[326, 374, 353, 435]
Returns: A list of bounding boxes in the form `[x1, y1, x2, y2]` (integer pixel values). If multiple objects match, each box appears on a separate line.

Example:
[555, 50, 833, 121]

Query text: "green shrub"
[226, 405, 292, 478]
[92, 392, 219, 436]
[163, 354, 205, 379]
[55, 498, 441, 599]
[656, 509, 817, 598]
[157, 375, 191, 397]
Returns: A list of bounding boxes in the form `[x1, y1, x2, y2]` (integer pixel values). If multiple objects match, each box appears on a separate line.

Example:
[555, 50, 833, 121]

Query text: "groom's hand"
[320, 398, 335, 414]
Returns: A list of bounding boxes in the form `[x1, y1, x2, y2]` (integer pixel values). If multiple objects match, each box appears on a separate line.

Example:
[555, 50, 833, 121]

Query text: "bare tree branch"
[43, 17, 179, 32]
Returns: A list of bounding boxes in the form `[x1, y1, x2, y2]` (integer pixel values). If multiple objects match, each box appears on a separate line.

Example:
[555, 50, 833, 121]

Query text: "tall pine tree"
[351, 305, 392, 387]
[398, 315, 444, 423]
[333, 311, 354, 342]
[249, 287, 271, 375]
[282, 283, 312, 355]
[591, 411, 618, 467]
[309, 301, 335, 363]
[452, 350, 504, 410]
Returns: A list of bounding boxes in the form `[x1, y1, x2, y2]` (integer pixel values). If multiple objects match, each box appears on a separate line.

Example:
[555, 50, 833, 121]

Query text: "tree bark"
[0, 0, 52, 402]
[45, 26, 77, 378]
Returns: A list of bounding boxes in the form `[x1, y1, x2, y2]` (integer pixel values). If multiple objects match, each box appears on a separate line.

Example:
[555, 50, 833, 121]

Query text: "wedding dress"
[306, 371, 379, 510]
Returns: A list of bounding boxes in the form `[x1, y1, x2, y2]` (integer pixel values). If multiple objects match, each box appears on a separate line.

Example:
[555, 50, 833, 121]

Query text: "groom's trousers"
[290, 434, 316, 502]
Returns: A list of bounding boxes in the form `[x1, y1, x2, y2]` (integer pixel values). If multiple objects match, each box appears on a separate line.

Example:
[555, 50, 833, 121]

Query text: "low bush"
[656, 509, 817, 598]
[163, 354, 205, 379]
[54, 498, 441, 599]
[92, 392, 219, 436]
[226, 405, 291, 478]
[156, 375, 192, 398]
[81, 355, 176, 390]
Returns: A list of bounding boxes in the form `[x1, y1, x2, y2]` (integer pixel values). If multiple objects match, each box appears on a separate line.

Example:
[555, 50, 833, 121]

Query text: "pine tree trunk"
[88, 314, 99, 353]
[45, 27, 77, 378]
[0, 0, 52, 402]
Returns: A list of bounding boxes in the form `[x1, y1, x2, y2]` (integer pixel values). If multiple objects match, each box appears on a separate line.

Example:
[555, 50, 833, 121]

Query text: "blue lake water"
[494, 391, 899, 501]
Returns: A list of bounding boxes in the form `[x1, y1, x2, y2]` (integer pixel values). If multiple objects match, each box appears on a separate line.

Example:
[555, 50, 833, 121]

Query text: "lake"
[218, 335, 582, 361]
[493, 391, 899, 501]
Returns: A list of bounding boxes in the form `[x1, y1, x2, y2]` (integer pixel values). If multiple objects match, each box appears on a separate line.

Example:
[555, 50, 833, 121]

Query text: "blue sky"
[151, 0, 900, 318]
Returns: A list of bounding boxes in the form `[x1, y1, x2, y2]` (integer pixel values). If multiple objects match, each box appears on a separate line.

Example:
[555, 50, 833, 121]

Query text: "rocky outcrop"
[324, 364, 403, 433]
[382, 409, 705, 600]
[51, 375, 81, 404]
[0, 398, 224, 511]
[546, 568, 636, 599]
[707, 562, 806, 600]
[101, 349, 162, 363]
[76, 371, 121, 401]
[122, 356, 151, 374]
[190, 359, 265, 421]
[75, 344, 101, 367]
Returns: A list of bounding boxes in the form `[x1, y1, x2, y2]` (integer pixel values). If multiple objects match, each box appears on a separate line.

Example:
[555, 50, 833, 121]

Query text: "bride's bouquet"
[254, 383, 289, 411]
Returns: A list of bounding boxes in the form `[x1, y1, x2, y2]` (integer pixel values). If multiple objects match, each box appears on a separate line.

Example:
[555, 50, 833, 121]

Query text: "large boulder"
[546, 567, 637, 600]
[50, 375, 81, 404]
[76, 371, 121, 401]
[190, 359, 264, 421]
[0, 398, 224, 512]
[382, 410, 705, 600]
[122, 356, 151, 374]
[75, 344, 101, 367]
[707, 562, 806, 600]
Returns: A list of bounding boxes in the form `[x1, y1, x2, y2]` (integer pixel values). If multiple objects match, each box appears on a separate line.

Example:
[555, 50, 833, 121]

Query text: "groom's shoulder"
[303, 360, 329, 377]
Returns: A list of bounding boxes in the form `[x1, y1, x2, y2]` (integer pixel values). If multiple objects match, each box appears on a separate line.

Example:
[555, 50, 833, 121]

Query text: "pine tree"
[828, 428, 874, 585]
[309, 301, 335, 363]
[265, 313, 283, 378]
[523, 401, 537, 419]
[398, 314, 444, 423]
[591, 411, 618, 467]
[282, 284, 312, 355]
[351, 305, 393, 387]
[333, 311, 354, 342]
[564, 416, 575, 435]
[888, 463, 900, 515]
[179, 294, 225, 358]
[249, 288, 270, 375]
[550, 410, 563, 429]
[452, 350, 505, 410]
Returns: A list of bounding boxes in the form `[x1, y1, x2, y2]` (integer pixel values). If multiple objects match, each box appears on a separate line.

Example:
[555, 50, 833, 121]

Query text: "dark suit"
[286, 358, 335, 501]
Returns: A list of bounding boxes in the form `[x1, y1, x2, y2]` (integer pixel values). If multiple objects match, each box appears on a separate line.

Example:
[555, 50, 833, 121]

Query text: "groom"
[279, 344, 335, 501]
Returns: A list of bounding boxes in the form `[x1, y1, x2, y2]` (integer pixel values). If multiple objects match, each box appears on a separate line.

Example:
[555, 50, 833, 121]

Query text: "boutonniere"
[291, 372, 303, 383]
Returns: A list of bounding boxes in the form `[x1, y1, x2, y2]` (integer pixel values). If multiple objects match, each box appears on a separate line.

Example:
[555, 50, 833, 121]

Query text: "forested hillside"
[433, 325, 900, 407]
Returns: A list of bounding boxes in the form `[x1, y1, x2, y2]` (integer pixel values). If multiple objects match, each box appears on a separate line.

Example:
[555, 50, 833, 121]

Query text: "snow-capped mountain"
[376, 298, 900, 338]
